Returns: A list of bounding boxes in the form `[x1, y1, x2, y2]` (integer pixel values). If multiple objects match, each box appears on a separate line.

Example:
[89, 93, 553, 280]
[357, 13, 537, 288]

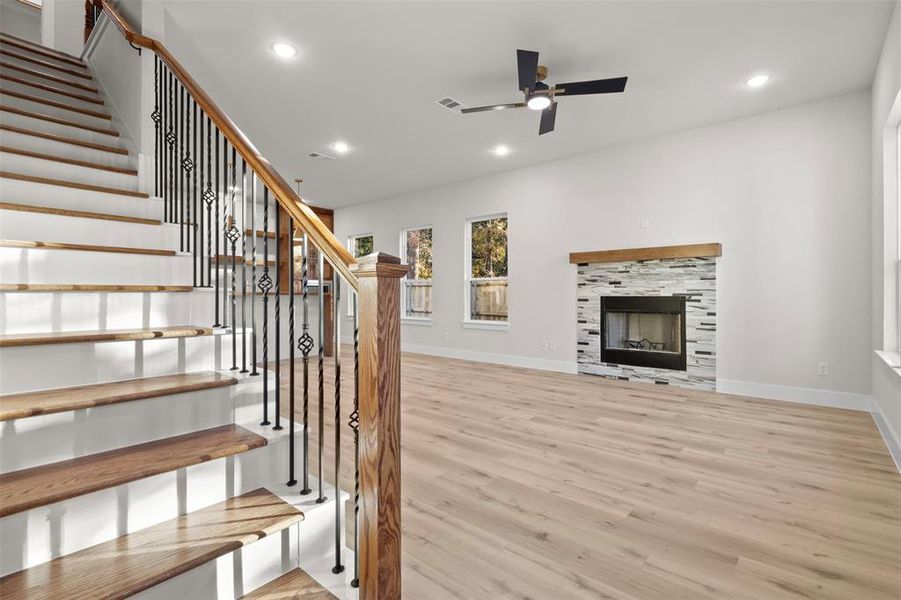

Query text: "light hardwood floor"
[276, 351, 900, 599]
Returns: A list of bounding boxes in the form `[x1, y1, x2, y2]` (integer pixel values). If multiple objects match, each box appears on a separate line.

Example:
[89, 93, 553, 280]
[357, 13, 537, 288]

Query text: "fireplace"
[600, 296, 687, 371]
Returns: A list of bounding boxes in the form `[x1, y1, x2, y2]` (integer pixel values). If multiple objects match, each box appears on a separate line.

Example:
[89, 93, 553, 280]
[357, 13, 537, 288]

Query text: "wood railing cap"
[351, 252, 410, 278]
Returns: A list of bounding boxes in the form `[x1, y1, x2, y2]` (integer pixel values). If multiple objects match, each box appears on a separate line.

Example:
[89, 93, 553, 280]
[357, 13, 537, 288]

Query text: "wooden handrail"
[91, 0, 359, 289]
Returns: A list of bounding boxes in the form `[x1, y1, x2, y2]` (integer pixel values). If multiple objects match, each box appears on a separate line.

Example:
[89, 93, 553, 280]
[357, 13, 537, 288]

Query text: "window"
[347, 234, 373, 316]
[400, 227, 433, 320]
[465, 215, 508, 324]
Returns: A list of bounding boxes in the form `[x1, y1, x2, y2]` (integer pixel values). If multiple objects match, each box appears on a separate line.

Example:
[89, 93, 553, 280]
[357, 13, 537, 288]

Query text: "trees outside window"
[401, 227, 433, 318]
[466, 215, 508, 323]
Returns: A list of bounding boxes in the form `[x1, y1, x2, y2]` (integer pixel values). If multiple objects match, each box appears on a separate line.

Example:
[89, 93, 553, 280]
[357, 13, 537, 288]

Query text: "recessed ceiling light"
[527, 94, 551, 111]
[332, 141, 350, 154]
[492, 144, 510, 157]
[745, 74, 770, 89]
[271, 42, 298, 59]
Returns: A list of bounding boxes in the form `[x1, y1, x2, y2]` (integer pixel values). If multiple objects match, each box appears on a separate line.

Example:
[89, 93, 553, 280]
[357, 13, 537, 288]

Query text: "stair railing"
[85, 2, 404, 598]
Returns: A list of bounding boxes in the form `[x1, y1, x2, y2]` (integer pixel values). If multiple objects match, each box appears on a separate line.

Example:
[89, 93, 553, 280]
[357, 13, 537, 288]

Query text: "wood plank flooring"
[274, 350, 901, 600]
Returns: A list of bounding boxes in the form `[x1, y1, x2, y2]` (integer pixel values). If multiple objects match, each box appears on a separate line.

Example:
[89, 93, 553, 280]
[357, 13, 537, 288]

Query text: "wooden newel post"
[353, 252, 409, 600]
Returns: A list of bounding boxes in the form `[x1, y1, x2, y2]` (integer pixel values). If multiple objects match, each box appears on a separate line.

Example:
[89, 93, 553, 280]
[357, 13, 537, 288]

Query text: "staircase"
[0, 31, 341, 599]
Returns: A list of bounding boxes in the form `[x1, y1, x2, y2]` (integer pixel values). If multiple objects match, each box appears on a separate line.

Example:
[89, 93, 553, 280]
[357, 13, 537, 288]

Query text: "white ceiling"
[159, 0, 894, 208]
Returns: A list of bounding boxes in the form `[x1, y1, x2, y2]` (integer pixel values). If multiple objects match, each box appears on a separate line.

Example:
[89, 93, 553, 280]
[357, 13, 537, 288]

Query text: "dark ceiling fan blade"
[461, 102, 525, 114]
[555, 76, 628, 96]
[538, 102, 557, 135]
[517, 49, 540, 92]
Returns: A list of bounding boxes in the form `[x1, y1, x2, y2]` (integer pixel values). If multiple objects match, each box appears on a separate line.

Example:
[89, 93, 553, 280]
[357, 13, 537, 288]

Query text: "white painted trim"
[461, 319, 509, 331]
[875, 349, 901, 379]
[871, 401, 901, 473]
[717, 378, 872, 411]
[401, 317, 433, 326]
[401, 342, 576, 374]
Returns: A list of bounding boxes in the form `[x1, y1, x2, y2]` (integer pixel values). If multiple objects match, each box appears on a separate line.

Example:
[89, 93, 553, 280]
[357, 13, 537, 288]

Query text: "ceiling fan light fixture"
[527, 94, 552, 111]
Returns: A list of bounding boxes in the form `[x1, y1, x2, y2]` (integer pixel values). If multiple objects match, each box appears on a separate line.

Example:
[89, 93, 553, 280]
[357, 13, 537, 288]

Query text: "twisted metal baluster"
[239, 160, 248, 373]
[273, 199, 282, 430]
[287, 216, 297, 486]
[166, 71, 175, 224]
[213, 129, 221, 325]
[179, 84, 186, 251]
[332, 276, 344, 574]
[298, 233, 313, 495]
[250, 173, 259, 376]
[190, 98, 198, 286]
[258, 187, 272, 426]
[151, 55, 160, 198]
[316, 251, 326, 504]
[227, 152, 239, 369]
[350, 293, 360, 588]
[203, 116, 214, 290]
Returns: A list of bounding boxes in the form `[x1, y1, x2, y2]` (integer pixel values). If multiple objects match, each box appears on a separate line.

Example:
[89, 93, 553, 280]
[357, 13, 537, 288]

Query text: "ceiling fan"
[461, 49, 628, 135]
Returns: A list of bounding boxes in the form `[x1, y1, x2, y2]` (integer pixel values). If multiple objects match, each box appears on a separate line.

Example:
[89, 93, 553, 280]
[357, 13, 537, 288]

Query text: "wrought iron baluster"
[350, 294, 360, 588]
[227, 150, 239, 369]
[240, 159, 248, 373]
[214, 128, 221, 325]
[179, 83, 185, 250]
[166, 70, 175, 224]
[258, 187, 272, 426]
[274, 199, 282, 430]
[185, 96, 195, 284]
[332, 276, 344, 574]
[287, 216, 297, 486]
[203, 116, 214, 290]
[298, 232, 312, 495]
[152, 55, 160, 198]
[193, 100, 201, 287]
[316, 251, 326, 504]
[250, 173, 259, 376]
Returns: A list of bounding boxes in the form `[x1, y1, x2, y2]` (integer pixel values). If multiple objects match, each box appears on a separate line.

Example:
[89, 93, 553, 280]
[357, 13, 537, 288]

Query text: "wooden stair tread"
[0, 488, 301, 599]
[241, 568, 337, 599]
[0, 239, 175, 256]
[0, 201, 158, 225]
[0, 283, 190, 292]
[0, 48, 93, 80]
[0, 73, 104, 105]
[0, 424, 266, 517]
[0, 172, 147, 198]
[0, 61, 98, 93]
[1, 105, 119, 136]
[0, 146, 136, 174]
[0, 124, 127, 154]
[0, 89, 110, 120]
[0, 371, 237, 421]
[0, 34, 87, 67]
[0, 325, 214, 348]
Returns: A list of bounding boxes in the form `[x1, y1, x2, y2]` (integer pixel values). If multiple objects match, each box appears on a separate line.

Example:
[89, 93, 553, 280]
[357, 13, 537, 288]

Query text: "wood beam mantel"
[569, 243, 722, 265]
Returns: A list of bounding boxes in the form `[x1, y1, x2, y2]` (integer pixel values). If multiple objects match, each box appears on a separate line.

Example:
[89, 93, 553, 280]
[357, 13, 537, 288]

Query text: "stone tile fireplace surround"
[571, 244, 720, 390]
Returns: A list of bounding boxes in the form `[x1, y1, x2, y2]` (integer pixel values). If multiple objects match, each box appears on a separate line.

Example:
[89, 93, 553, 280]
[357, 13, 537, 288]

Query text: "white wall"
[870, 2, 901, 454]
[336, 91, 872, 400]
[1, 0, 41, 42]
[40, 0, 83, 56]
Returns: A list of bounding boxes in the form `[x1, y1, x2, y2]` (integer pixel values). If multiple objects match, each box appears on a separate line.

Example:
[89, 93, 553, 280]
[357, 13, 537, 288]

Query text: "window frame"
[463, 213, 509, 329]
[346, 233, 374, 317]
[399, 225, 434, 324]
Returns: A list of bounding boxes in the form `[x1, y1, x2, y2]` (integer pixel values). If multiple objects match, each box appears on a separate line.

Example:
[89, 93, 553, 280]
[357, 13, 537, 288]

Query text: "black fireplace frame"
[600, 296, 687, 371]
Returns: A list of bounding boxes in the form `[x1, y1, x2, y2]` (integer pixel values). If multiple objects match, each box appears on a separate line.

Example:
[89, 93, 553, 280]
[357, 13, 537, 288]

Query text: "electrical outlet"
[817, 362, 829, 376]
[549, 341, 557, 351]
[443, 331, 449, 341]
[640, 216, 651, 229]
[540, 340, 549, 352]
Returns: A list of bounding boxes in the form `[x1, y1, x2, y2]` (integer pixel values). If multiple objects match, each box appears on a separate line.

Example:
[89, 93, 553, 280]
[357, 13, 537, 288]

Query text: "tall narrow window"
[347, 234, 374, 316]
[401, 227, 433, 319]
[465, 215, 508, 323]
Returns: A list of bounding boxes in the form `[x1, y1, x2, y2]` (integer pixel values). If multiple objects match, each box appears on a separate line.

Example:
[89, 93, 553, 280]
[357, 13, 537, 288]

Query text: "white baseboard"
[871, 401, 901, 473]
[400, 343, 577, 374]
[716, 379, 873, 411]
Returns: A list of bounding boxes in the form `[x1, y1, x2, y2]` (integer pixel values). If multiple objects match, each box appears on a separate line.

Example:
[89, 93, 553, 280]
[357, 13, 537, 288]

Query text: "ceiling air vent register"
[436, 97, 467, 112]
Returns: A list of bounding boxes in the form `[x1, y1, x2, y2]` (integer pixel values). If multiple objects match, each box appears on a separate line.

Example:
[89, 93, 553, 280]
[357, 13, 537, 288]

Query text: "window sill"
[402, 317, 433, 326]
[462, 320, 509, 331]
[875, 350, 901, 380]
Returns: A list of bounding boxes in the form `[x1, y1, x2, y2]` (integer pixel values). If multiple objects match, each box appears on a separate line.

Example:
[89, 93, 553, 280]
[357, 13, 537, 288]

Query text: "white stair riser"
[0, 333, 246, 394]
[0, 246, 191, 286]
[0, 128, 132, 168]
[0, 386, 233, 473]
[0, 55, 93, 85]
[0, 177, 157, 218]
[0, 287, 192, 335]
[0, 91, 111, 128]
[0, 437, 294, 577]
[1, 109, 120, 146]
[0, 150, 138, 191]
[0, 210, 175, 248]
[0, 67, 98, 98]
[0, 44, 89, 73]
[0, 78, 104, 113]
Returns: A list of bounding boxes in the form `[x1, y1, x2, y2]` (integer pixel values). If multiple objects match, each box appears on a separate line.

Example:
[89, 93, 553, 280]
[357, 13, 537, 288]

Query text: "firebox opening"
[601, 296, 687, 371]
